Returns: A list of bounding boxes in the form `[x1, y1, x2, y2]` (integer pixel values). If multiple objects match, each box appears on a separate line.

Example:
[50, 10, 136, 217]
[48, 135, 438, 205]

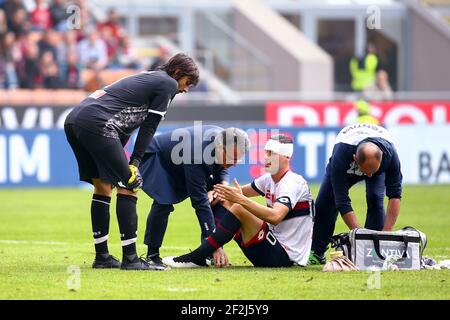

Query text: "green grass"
[0, 184, 449, 300]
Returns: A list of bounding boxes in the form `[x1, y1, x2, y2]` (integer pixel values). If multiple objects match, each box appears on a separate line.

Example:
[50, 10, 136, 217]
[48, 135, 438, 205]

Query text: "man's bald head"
[354, 142, 382, 177]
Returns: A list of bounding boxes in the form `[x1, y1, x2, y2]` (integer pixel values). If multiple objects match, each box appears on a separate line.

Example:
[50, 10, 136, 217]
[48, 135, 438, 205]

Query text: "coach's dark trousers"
[144, 202, 175, 256]
[311, 165, 386, 256]
[144, 201, 228, 256]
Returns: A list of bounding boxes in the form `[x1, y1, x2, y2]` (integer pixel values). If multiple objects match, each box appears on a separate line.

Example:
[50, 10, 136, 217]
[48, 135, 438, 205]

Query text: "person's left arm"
[214, 179, 289, 225]
[184, 165, 216, 238]
[129, 113, 162, 166]
[383, 149, 403, 231]
[129, 78, 177, 166]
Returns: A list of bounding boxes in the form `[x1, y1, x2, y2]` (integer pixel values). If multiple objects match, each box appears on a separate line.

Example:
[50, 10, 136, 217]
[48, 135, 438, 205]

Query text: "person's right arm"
[330, 147, 361, 230]
[214, 179, 289, 226]
[241, 184, 262, 198]
[383, 149, 403, 231]
[184, 165, 216, 238]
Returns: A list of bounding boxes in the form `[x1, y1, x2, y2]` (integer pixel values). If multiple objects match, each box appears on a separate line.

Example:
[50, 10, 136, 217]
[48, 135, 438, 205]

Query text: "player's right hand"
[127, 164, 143, 192]
[212, 248, 230, 268]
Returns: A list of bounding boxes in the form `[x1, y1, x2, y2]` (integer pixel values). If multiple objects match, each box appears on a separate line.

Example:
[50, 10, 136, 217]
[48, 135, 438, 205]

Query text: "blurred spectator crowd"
[0, 0, 141, 90]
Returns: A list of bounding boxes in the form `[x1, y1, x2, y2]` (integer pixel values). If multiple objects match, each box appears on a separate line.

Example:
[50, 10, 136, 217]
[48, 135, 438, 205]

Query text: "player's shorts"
[234, 222, 293, 267]
[64, 123, 130, 187]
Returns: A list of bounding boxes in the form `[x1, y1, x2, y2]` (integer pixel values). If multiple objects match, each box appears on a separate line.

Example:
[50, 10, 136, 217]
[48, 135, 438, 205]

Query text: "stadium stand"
[0, 0, 160, 92]
[2, 0, 450, 98]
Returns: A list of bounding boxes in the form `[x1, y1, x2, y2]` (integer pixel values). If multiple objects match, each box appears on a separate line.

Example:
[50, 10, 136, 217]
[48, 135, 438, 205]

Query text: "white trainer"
[162, 256, 206, 268]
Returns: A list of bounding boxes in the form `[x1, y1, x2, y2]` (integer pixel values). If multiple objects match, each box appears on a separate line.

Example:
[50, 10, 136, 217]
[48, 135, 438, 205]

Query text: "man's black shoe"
[92, 254, 121, 269]
[121, 255, 157, 271]
[145, 254, 170, 271]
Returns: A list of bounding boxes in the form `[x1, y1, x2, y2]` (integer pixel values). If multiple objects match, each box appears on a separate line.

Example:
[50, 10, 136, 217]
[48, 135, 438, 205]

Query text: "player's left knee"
[93, 180, 113, 197]
[229, 203, 244, 216]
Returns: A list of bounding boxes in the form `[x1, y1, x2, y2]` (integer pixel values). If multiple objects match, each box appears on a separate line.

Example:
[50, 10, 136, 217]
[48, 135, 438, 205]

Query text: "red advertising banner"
[265, 101, 450, 126]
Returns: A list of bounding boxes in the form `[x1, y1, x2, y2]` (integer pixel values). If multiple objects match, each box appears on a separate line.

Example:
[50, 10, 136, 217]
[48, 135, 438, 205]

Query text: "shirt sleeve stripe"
[148, 109, 167, 117]
[251, 181, 265, 196]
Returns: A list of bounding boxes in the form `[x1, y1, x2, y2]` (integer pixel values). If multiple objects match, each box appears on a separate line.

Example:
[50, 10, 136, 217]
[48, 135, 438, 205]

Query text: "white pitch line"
[0, 240, 68, 245]
[0, 240, 448, 255]
[167, 287, 199, 292]
[0, 240, 191, 250]
[0, 240, 242, 251]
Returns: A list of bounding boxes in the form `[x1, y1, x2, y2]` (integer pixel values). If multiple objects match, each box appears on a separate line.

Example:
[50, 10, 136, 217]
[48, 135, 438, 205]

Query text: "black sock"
[189, 210, 241, 262]
[116, 194, 138, 260]
[147, 248, 159, 258]
[91, 194, 111, 255]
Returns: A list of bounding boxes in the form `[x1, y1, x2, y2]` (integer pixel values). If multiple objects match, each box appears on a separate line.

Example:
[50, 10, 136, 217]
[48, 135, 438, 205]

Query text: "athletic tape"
[264, 139, 293, 157]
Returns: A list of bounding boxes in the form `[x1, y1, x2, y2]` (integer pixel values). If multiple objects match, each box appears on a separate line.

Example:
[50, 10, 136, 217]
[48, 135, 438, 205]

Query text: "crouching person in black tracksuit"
[138, 126, 250, 270]
[309, 124, 403, 265]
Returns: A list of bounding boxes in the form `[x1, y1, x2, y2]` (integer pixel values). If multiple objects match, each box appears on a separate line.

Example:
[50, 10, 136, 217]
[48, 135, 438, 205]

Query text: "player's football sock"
[95, 253, 111, 260]
[91, 194, 111, 255]
[189, 210, 241, 262]
[116, 194, 138, 258]
[123, 253, 138, 263]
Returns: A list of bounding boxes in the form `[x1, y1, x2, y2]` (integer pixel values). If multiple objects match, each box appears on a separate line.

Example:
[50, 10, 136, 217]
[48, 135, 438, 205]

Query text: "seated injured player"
[163, 134, 315, 268]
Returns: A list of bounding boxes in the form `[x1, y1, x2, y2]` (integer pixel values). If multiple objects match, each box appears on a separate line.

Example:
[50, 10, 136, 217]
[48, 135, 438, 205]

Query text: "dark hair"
[269, 134, 293, 144]
[158, 53, 199, 86]
[355, 142, 382, 165]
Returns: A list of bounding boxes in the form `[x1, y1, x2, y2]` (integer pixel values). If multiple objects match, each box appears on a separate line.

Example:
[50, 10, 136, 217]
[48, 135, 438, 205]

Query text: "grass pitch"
[0, 184, 449, 300]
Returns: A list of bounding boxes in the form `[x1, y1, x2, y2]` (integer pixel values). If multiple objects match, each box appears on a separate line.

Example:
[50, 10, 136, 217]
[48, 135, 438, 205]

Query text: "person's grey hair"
[214, 127, 250, 154]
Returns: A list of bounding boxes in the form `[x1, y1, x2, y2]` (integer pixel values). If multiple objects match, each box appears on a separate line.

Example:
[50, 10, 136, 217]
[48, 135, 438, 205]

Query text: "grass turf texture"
[0, 184, 449, 300]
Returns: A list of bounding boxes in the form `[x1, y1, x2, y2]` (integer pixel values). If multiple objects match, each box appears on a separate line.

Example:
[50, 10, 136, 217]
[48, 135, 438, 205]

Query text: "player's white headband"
[264, 138, 293, 157]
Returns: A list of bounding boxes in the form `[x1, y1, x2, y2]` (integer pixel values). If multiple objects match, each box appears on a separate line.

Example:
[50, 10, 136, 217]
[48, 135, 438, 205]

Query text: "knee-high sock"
[189, 209, 241, 262]
[91, 194, 111, 255]
[116, 194, 138, 259]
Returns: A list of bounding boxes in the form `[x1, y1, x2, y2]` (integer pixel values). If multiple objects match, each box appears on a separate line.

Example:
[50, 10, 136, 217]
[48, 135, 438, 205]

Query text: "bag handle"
[372, 234, 409, 260]
[403, 226, 427, 256]
[401, 236, 409, 258]
[372, 234, 385, 260]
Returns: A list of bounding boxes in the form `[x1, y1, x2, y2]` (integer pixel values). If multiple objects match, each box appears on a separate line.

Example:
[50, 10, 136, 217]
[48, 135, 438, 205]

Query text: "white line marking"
[167, 287, 198, 292]
[0, 240, 241, 251]
[0, 240, 68, 245]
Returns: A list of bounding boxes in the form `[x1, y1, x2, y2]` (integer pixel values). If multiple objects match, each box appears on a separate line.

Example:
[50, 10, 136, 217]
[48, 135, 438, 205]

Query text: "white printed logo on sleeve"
[335, 124, 394, 146]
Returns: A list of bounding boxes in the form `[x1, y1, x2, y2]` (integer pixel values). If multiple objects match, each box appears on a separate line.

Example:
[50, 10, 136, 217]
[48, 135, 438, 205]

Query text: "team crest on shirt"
[347, 161, 363, 176]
